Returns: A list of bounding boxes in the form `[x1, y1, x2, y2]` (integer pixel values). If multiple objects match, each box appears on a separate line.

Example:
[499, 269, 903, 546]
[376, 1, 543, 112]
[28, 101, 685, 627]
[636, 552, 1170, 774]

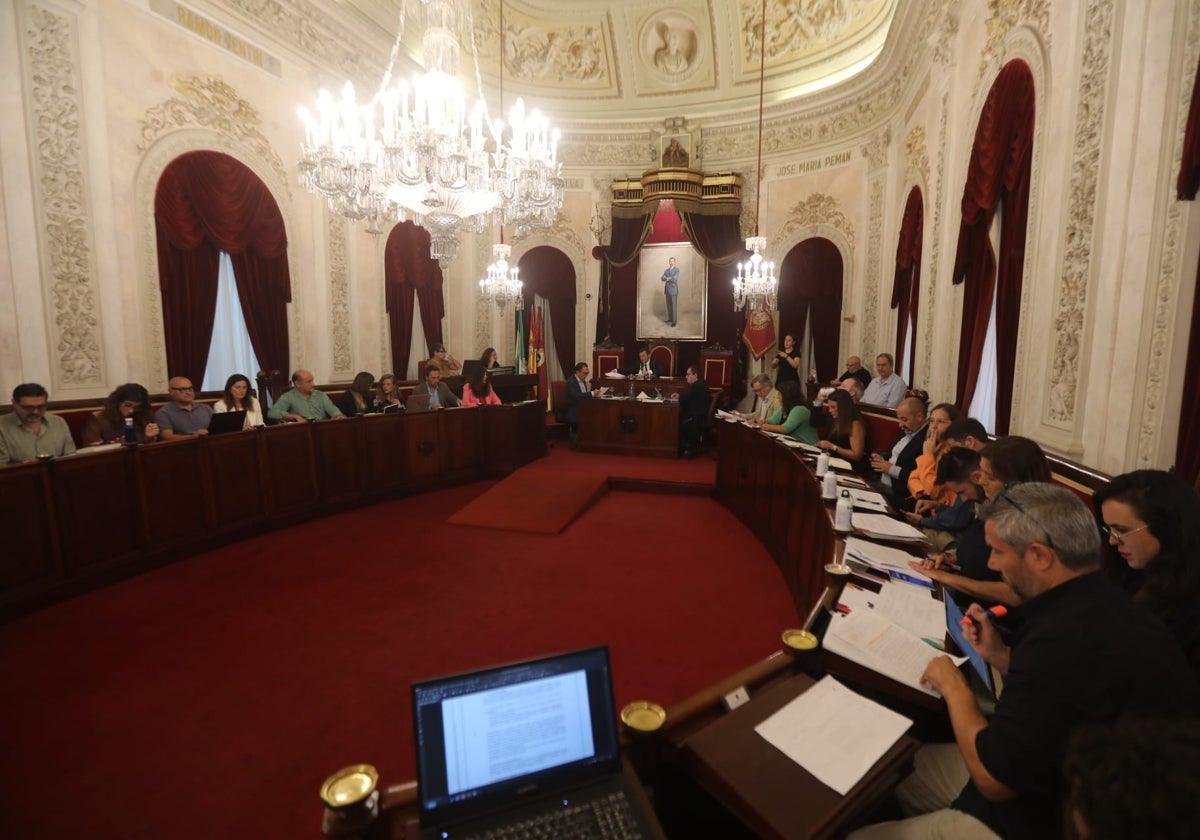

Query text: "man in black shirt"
[851, 483, 1200, 840]
[677, 365, 710, 458]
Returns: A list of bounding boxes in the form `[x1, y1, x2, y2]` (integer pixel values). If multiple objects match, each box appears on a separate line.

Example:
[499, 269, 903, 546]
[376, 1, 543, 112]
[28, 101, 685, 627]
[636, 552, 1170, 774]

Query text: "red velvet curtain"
[1175, 55, 1200, 485]
[1177, 55, 1200, 199]
[892, 187, 924, 382]
[951, 60, 1035, 433]
[384, 221, 444, 377]
[593, 204, 658, 343]
[155, 150, 291, 384]
[518, 246, 576, 374]
[778, 238, 843, 384]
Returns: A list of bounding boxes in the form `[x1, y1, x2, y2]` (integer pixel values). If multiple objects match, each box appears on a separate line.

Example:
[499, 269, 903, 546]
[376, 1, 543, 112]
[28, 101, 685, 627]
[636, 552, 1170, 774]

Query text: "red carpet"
[447, 469, 608, 533]
[0, 451, 792, 839]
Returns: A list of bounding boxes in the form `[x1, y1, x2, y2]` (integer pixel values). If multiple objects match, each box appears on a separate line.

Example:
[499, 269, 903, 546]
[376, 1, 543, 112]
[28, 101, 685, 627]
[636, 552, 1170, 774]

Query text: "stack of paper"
[823, 605, 965, 697]
[846, 488, 888, 512]
[755, 676, 912, 795]
[636, 391, 664, 402]
[852, 513, 928, 542]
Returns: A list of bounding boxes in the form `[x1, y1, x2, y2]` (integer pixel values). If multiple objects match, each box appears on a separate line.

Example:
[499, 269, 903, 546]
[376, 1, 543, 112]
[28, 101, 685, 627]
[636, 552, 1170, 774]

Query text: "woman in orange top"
[908, 402, 962, 511]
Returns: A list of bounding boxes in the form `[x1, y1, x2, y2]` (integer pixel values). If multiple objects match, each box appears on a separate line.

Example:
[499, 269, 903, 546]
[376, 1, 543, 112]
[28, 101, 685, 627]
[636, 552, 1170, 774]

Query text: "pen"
[959, 605, 1009, 628]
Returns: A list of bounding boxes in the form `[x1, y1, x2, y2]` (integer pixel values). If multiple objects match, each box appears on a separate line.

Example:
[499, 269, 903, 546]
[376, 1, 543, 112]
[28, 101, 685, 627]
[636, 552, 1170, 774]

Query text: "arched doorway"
[777, 237, 844, 384]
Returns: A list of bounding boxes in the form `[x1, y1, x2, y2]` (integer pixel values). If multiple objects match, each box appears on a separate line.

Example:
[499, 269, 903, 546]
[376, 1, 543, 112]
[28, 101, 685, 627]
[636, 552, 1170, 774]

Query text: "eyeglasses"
[1100, 523, 1151, 545]
[170, 386, 195, 392]
[1000, 494, 1056, 550]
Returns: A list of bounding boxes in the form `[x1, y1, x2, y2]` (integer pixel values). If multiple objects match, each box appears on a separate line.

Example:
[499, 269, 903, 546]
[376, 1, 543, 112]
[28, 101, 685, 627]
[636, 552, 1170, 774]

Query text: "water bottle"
[123, 417, 137, 445]
[822, 471, 837, 500]
[816, 450, 830, 477]
[835, 489, 854, 532]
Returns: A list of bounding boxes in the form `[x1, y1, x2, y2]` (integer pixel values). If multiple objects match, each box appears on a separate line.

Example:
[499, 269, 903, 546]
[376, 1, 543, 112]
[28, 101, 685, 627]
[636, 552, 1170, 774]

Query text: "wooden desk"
[682, 672, 919, 839]
[595, 376, 689, 400]
[577, 397, 679, 458]
[1, 403, 546, 621]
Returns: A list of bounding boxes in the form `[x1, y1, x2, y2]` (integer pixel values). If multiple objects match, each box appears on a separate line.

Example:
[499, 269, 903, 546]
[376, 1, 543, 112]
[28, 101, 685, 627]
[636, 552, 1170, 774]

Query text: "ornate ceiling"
[337, 0, 900, 125]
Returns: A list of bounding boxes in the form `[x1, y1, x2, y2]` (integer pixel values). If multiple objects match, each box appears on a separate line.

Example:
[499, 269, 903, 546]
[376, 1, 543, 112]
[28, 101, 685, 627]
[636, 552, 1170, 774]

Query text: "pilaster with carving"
[328, 213, 352, 377]
[924, 93, 949, 391]
[860, 130, 890, 357]
[474, 234, 494, 357]
[19, 2, 105, 389]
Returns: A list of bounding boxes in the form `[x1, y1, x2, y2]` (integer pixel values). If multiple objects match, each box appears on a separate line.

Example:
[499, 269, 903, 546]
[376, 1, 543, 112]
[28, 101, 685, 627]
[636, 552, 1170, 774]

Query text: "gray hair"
[751, 373, 772, 388]
[979, 482, 1100, 571]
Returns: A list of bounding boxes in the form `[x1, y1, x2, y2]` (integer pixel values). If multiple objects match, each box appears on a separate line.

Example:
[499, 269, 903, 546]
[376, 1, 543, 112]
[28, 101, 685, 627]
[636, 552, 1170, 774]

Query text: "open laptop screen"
[412, 646, 622, 828]
[944, 596, 996, 696]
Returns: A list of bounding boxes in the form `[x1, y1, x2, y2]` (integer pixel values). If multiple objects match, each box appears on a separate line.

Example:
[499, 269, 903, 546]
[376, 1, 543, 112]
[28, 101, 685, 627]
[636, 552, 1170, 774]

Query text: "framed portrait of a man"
[637, 243, 707, 340]
[659, 133, 693, 168]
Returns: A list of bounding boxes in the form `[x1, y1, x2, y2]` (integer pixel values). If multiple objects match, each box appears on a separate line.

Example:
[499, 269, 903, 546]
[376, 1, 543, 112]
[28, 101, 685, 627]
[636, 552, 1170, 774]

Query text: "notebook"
[406, 393, 432, 413]
[207, 409, 246, 435]
[411, 646, 660, 839]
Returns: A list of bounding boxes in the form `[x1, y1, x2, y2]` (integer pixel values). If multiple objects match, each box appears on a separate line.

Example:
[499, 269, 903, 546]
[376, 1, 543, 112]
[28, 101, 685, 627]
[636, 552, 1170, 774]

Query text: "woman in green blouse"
[751, 381, 818, 444]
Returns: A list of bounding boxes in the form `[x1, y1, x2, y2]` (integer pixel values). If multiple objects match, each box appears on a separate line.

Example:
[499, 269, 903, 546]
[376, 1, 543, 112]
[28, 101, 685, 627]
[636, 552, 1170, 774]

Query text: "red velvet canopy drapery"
[892, 187, 924, 382]
[518, 247, 576, 376]
[777, 238, 844, 385]
[951, 59, 1035, 433]
[154, 151, 291, 386]
[384, 222, 444, 378]
[1175, 55, 1200, 487]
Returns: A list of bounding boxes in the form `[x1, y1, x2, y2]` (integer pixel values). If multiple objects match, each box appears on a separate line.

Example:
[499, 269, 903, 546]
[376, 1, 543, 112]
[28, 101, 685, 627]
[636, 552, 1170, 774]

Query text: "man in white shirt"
[870, 396, 928, 510]
[862, 353, 907, 408]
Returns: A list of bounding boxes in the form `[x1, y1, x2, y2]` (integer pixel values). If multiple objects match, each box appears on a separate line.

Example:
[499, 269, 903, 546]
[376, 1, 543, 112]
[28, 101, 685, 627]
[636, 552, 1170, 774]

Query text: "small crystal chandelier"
[296, 0, 563, 267]
[479, 243, 524, 310]
[733, 235, 777, 310]
[733, 0, 777, 312]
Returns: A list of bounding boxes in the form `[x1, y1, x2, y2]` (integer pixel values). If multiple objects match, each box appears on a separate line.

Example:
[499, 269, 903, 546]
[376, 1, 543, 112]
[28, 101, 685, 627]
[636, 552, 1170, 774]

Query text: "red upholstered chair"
[647, 340, 676, 377]
[699, 343, 733, 388]
[593, 348, 623, 378]
[546, 380, 570, 444]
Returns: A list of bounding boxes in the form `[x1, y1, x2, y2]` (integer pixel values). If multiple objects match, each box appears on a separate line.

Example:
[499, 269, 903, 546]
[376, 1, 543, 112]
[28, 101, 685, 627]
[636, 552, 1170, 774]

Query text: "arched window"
[951, 59, 1035, 434]
[891, 187, 924, 383]
[778, 237, 843, 383]
[154, 151, 291, 386]
[519, 246, 576, 383]
[384, 221, 444, 379]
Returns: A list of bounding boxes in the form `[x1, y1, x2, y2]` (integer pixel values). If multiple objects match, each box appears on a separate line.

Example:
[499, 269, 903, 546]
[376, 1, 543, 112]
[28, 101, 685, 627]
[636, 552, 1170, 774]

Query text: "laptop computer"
[406, 393, 432, 413]
[411, 646, 660, 840]
[207, 409, 247, 435]
[461, 359, 484, 378]
[943, 595, 1000, 707]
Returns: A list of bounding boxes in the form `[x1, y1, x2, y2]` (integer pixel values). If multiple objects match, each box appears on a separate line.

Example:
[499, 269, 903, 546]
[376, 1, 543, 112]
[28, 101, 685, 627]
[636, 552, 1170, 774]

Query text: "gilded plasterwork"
[772, 193, 857, 252]
[227, 0, 384, 83]
[474, 234, 494, 356]
[328, 214, 352, 377]
[22, 3, 104, 388]
[977, 0, 1051, 84]
[922, 93, 949, 388]
[628, 5, 715, 94]
[905, 127, 929, 187]
[473, 1, 610, 88]
[864, 175, 885, 355]
[738, 0, 892, 68]
[1046, 0, 1113, 425]
[138, 76, 291, 197]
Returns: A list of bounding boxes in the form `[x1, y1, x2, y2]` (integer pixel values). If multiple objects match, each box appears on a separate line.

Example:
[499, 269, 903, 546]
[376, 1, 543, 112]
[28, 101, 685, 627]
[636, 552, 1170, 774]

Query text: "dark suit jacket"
[618, 358, 664, 377]
[888, 423, 928, 507]
[678, 380, 711, 424]
[411, 381, 460, 408]
[562, 375, 591, 426]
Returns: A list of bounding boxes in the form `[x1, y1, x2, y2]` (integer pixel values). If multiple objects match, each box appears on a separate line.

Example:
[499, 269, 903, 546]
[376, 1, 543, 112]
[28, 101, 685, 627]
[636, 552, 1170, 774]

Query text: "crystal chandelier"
[733, 236, 777, 310]
[478, 243, 524, 309]
[296, 0, 564, 268]
[733, 0, 777, 312]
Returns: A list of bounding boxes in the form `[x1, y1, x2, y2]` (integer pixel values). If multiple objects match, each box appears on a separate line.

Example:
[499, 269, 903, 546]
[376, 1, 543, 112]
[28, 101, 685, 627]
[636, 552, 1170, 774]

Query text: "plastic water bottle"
[123, 417, 137, 445]
[835, 489, 854, 532]
[822, 471, 837, 500]
[816, 450, 830, 477]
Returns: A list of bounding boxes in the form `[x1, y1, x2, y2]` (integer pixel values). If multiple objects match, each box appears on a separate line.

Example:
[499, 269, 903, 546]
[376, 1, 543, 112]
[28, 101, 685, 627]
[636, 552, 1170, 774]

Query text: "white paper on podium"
[846, 488, 889, 512]
[853, 513, 927, 541]
[823, 608, 965, 697]
[604, 369, 625, 379]
[843, 537, 922, 572]
[754, 676, 913, 796]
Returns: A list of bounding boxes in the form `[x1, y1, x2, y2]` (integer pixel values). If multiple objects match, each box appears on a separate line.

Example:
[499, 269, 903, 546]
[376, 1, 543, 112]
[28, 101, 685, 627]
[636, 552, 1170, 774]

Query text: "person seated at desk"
[337, 371, 376, 417]
[618, 348, 663, 378]
[869, 396, 928, 510]
[907, 403, 963, 515]
[155, 377, 213, 440]
[267, 370, 344, 422]
[733, 374, 781, 423]
[749, 381, 817, 444]
[425, 344, 461, 376]
[411, 366, 460, 409]
[977, 435, 1051, 499]
[562, 362, 597, 440]
[816, 389, 871, 478]
[212, 374, 264, 429]
[462, 368, 502, 407]
[373, 373, 404, 412]
[850, 483, 1200, 840]
[677, 365, 710, 459]
[862, 353, 907, 408]
[831, 354, 873, 390]
[81, 383, 160, 445]
[480, 347, 500, 370]
[1093, 470, 1200, 680]
[0, 382, 77, 463]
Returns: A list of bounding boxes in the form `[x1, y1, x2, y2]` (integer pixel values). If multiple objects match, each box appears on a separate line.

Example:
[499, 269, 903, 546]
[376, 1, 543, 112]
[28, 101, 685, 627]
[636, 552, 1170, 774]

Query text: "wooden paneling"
[53, 448, 141, 569]
[577, 399, 679, 458]
[207, 433, 268, 529]
[139, 440, 207, 548]
[262, 423, 319, 514]
[360, 414, 409, 494]
[0, 463, 57, 588]
[313, 420, 361, 504]
[401, 413, 442, 482]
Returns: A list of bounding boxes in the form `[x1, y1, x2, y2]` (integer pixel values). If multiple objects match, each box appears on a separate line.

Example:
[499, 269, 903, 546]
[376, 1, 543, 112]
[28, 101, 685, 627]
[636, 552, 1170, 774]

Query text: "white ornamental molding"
[328, 213, 352, 377]
[864, 174, 886, 355]
[977, 0, 1051, 86]
[1045, 0, 1114, 426]
[474, 233, 494, 358]
[923, 92, 949, 391]
[20, 2, 105, 389]
[905, 126, 930, 187]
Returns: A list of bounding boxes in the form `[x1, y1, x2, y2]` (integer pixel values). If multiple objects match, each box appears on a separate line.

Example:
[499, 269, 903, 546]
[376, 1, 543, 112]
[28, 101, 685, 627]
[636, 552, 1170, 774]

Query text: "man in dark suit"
[411, 365, 460, 409]
[618, 349, 664, 378]
[562, 362, 596, 440]
[870, 396, 928, 510]
[677, 365, 711, 458]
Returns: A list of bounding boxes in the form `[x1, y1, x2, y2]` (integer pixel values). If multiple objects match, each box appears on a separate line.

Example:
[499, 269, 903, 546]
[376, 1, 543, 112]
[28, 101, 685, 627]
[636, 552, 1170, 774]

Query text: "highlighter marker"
[960, 605, 1008, 628]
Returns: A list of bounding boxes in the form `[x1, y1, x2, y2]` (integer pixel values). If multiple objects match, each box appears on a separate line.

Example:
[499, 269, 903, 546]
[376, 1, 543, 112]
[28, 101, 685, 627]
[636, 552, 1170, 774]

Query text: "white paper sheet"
[852, 513, 928, 541]
[754, 676, 913, 796]
[874, 582, 946, 639]
[823, 608, 965, 697]
[604, 369, 625, 378]
[847, 488, 889, 511]
[843, 537, 923, 572]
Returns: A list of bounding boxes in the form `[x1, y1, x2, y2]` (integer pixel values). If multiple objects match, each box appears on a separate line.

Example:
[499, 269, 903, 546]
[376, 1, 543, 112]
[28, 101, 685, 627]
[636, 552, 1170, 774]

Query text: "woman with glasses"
[213, 374, 264, 429]
[81, 383, 160, 445]
[1094, 470, 1200, 677]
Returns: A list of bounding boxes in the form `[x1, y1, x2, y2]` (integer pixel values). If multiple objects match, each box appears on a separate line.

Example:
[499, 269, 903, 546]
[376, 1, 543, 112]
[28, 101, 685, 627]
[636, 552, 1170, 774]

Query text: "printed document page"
[852, 513, 927, 540]
[823, 608, 965, 697]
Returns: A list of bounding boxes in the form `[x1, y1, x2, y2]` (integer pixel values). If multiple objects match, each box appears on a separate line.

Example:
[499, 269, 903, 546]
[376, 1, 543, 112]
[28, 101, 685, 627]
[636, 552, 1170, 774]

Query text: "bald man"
[267, 370, 344, 422]
[832, 355, 872, 390]
[155, 376, 214, 440]
[870, 396, 928, 510]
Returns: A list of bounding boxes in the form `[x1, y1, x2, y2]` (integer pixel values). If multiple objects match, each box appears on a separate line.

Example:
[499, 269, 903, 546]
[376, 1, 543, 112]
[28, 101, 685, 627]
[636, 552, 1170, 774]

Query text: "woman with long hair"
[751, 380, 817, 443]
[978, 435, 1051, 499]
[771, 333, 800, 387]
[908, 402, 962, 510]
[374, 373, 403, 411]
[337, 372, 375, 416]
[1094, 470, 1200, 677]
[480, 347, 499, 369]
[816, 389, 871, 477]
[213, 373, 264, 428]
[462, 368, 501, 407]
[81, 383, 159, 445]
